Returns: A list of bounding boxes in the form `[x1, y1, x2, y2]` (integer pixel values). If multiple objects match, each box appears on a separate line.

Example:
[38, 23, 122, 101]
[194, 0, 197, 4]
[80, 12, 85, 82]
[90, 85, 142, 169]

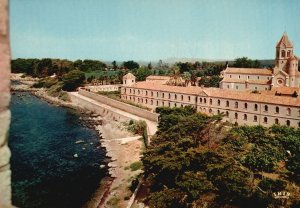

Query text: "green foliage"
[198, 75, 222, 87]
[123, 60, 139, 70]
[62, 70, 85, 91]
[129, 161, 143, 171]
[132, 66, 152, 81]
[142, 109, 300, 208]
[232, 57, 261, 68]
[126, 120, 147, 135]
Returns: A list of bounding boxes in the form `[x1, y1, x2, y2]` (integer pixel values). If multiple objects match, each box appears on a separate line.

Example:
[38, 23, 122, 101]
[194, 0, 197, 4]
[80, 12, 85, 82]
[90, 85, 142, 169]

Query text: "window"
[254, 104, 258, 111]
[254, 116, 258, 122]
[276, 106, 279, 114]
[230, 75, 232, 78]
[257, 76, 260, 79]
[236, 86, 238, 89]
[209, 109, 212, 113]
[244, 103, 248, 109]
[157, 101, 159, 106]
[181, 95, 183, 101]
[151, 91, 153, 96]
[145, 99, 148, 104]
[235, 113, 238, 119]
[188, 96, 191, 101]
[129, 89, 131, 93]
[287, 50, 291, 57]
[204, 98, 207, 104]
[217, 110, 220, 114]
[244, 114, 247, 120]
[168, 102, 170, 107]
[235, 102, 238, 108]
[157, 92, 159, 97]
[226, 111, 229, 117]
[162, 93, 164, 98]
[217, 100, 220, 106]
[181, 104, 183, 107]
[287, 108, 291, 115]
[175, 94, 177, 100]
[248, 76, 250, 79]
[275, 118, 279, 125]
[227, 85, 229, 89]
[169, 94, 171, 99]
[174, 103, 177, 107]
[264, 117, 268, 123]
[138, 90, 140, 94]
[210, 99, 212, 105]
[239, 75, 240, 79]
[200, 98, 203, 103]
[226, 101, 229, 107]
[298, 122, 300, 128]
[264, 105, 268, 112]
[281, 50, 285, 58]
[286, 120, 290, 126]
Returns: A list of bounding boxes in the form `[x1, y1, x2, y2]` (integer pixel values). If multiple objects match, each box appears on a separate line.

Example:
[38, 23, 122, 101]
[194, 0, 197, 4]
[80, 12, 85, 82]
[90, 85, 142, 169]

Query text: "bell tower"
[275, 32, 294, 73]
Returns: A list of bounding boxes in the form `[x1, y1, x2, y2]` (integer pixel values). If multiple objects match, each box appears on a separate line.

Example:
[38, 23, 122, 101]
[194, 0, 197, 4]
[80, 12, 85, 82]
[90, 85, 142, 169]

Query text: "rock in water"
[74, 154, 78, 158]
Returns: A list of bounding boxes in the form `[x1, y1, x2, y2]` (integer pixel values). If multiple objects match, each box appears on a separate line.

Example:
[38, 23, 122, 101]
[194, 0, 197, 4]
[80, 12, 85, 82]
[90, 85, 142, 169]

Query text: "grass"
[107, 196, 121, 206]
[129, 161, 143, 171]
[85, 70, 119, 79]
[97, 90, 152, 111]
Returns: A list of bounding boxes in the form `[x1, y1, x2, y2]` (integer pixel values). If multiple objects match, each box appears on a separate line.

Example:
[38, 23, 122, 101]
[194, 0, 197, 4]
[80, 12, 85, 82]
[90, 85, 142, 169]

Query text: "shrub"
[129, 161, 142, 171]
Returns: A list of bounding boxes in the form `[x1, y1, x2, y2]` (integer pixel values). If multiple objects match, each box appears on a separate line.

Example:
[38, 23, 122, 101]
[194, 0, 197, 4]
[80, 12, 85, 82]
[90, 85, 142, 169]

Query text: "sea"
[9, 92, 107, 208]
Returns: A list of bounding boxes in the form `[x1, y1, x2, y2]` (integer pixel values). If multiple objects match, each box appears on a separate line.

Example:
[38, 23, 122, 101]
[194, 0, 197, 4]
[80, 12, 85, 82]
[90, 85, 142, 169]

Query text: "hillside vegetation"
[141, 107, 300, 208]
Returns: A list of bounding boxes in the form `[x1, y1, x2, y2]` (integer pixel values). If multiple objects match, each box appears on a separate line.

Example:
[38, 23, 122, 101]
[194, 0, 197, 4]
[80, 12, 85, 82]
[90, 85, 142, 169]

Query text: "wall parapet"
[78, 88, 159, 122]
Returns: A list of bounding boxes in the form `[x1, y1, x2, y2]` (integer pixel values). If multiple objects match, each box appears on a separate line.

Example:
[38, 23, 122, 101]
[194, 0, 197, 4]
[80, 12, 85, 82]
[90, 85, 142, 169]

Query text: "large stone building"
[121, 33, 300, 128]
[220, 33, 300, 91]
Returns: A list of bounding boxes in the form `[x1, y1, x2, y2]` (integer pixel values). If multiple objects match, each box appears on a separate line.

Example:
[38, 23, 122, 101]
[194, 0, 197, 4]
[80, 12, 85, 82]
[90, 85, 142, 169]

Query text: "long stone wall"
[78, 89, 159, 122]
[0, 0, 12, 207]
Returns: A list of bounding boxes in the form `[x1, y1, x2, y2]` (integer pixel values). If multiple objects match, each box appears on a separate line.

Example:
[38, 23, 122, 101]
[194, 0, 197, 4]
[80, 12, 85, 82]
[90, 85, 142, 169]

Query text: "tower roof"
[276, 32, 293, 48]
[123, 72, 135, 79]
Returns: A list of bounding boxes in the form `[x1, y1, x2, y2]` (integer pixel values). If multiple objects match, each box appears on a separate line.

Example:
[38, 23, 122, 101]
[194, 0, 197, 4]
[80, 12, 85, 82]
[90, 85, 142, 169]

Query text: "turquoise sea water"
[9, 92, 107, 208]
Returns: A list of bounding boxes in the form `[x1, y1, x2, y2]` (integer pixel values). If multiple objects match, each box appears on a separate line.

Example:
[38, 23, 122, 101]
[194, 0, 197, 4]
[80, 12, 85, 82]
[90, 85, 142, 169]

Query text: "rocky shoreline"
[11, 74, 145, 208]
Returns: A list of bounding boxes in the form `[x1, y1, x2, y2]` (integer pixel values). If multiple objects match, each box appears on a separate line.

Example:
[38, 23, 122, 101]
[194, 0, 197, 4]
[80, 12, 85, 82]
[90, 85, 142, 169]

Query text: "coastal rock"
[73, 154, 78, 158]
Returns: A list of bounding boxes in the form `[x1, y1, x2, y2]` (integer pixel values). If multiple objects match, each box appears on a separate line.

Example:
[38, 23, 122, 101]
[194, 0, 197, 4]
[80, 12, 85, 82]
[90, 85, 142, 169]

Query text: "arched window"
[200, 98, 203, 103]
[181, 104, 183, 107]
[264, 117, 268, 123]
[157, 92, 159, 97]
[210, 99, 212, 105]
[217, 99, 221, 106]
[298, 121, 300, 128]
[151, 91, 153, 96]
[129, 89, 131, 93]
[254, 116, 258, 122]
[168, 102, 170, 107]
[264, 105, 268, 112]
[204, 98, 207, 103]
[281, 50, 286, 58]
[286, 120, 290, 126]
[275, 118, 279, 125]
[287, 108, 291, 115]
[181, 95, 183, 101]
[188, 96, 191, 101]
[217, 110, 220, 114]
[138, 90, 140, 94]
[244, 114, 247, 120]
[235, 113, 238, 119]
[244, 103, 248, 109]
[174, 103, 177, 107]
[209, 108, 212, 113]
[162, 93, 164, 98]
[235, 102, 238, 108]
[145, 99, 148, 104]
[226, 111, 229, 117]
[276, 106, 279, 113]
[254, 104, 258, 111]
[226, 101, 229, 107]
[169, 94, 171, 99]
[145, 91, 148, 96]
[287, 50, 291, 57]
[175, 94, 177, 100]
[157, 101, 159, 106]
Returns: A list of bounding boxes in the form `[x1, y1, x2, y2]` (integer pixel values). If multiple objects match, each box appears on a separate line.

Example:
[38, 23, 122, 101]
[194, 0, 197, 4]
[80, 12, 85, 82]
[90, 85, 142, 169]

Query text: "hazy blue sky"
[10, 0, 300, 61]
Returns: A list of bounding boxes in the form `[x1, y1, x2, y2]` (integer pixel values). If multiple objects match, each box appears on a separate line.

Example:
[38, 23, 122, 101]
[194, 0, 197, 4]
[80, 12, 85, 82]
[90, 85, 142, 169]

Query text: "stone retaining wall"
[78, 89, 159, 122]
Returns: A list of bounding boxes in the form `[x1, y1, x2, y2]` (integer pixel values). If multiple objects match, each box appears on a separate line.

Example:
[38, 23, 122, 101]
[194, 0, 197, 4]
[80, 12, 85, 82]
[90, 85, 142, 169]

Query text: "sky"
[10, 0, 300, 62]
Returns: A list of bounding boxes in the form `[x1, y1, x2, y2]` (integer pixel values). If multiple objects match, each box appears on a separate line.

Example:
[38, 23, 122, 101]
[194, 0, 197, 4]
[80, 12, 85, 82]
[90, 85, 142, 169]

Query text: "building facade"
[220, 33, 300, 91]
[121, 81, 300, 128]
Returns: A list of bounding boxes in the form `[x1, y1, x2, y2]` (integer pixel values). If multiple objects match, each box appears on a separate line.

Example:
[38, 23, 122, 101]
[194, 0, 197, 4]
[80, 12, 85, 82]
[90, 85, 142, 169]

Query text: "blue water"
[9, 92, 107, 208]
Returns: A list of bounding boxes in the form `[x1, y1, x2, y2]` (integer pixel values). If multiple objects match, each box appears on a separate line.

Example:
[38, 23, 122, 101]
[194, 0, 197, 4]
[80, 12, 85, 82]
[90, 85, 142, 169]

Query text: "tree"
[62, 70, 85, 91]
[134, 66, 152, 81]
[147, 62, 152, 70]
[112, 60, 118, 70]
[123, 60, 139, 70]
[233, 57, 261, 68]
[182, 72, 191, 86]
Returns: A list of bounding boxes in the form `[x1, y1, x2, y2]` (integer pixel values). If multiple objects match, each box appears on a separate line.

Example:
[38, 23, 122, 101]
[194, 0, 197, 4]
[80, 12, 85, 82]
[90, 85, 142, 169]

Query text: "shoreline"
[12, 87, 115, 208]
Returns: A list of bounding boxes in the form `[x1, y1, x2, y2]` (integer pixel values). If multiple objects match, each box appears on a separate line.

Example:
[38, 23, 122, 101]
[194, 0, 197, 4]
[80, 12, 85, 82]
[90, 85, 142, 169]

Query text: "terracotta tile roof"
[221, 78, 270, 85]
[146, 75, 170, 80]
[288, 55, 299, 61]
[271, 86, 299, 95]
[276, 32, 293, 48]
[123, 73, 136, 79]
[224, 67, 273, 75]
[129, 81, 207, 96]
[203, 88, 300, 107]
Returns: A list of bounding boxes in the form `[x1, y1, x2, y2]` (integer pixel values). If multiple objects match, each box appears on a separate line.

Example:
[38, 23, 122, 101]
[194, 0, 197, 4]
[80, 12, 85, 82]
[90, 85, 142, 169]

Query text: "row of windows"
[198, 98, 297, 116]
[126, 89, 194, 102]
[203, 109, 299, 127]
[229, 75, 270, 80]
